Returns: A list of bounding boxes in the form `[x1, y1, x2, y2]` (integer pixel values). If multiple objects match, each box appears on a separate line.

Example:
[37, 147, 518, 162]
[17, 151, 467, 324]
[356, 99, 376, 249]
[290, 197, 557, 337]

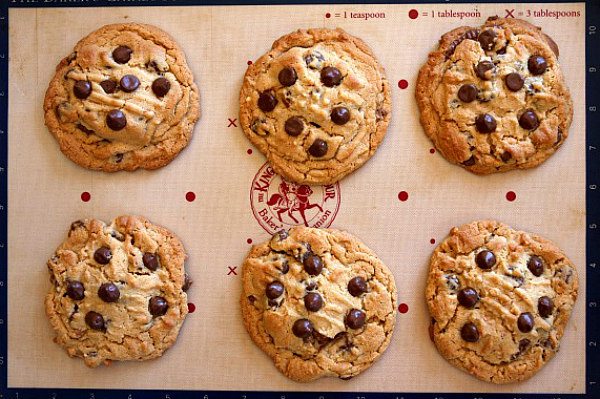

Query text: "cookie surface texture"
[44, 23, 200, 171]
[45, 216, 190, 367]
[241, 227, 397, 382]
[416, 17, 572, 174]
[240, 28, 391, 185]
[426, 220, 578, 383]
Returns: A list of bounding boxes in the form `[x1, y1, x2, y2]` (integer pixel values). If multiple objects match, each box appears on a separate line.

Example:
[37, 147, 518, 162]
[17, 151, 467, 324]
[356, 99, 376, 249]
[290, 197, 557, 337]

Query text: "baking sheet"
[7, 3, 586, 393]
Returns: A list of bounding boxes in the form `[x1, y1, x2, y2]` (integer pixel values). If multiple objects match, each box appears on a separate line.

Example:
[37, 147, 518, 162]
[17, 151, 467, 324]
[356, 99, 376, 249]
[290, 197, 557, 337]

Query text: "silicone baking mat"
[1, 1, 598, 398]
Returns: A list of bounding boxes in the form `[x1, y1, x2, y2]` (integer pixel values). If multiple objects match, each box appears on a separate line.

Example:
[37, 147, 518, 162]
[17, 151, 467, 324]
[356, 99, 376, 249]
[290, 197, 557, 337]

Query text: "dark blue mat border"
[0, 1, 597, 398]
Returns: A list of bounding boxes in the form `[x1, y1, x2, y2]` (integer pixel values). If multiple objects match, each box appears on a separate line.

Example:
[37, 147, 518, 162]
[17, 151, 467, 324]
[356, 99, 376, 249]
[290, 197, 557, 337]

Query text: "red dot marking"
[247, 60, 253, 65]
[506, 191, 517, 202]
[247, 149, 253, 155]
[398, 191, 409, 202]
[326, 12, 331, 18]
[247, 238, 253, 244]
[398, 303, 409, 314]
[430, 238, 436, 244]
[398, 80, 409, 90]
[187, 303, 196, 313]
[430, 148, 436, 154]
[81, 192, 91, 202]
[408, 9, 419, 19]
[185, 192, 196, 202]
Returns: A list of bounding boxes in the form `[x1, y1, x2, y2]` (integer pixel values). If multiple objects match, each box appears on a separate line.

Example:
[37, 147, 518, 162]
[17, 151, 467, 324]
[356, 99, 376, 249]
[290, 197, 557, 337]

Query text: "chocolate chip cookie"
[416, 17, 572, 174]
[45, 216, 192, 367]
[426, 220, 578, 383]
[240, 28, 391, 185]
[44, 23, 200, 171]
[241, 227, 397, 382]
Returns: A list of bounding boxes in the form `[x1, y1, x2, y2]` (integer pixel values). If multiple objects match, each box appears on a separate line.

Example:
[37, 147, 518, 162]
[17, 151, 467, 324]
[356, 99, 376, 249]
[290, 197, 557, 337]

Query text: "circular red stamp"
[250, 162, 341, 234]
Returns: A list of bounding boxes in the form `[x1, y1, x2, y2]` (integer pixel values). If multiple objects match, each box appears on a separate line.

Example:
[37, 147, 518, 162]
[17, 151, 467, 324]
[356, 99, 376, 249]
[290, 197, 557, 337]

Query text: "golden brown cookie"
[240, 28, 391, 185]
[426, 220, 578, 383]
[45, 216, 191, 367]
[416, 17, 572, 174]
[44, 23, 200, 171]
[241, 227, 397, 382]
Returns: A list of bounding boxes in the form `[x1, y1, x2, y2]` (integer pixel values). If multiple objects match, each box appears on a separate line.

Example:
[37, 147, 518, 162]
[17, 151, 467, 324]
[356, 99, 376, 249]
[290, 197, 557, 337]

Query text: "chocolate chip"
[247, 295, 256, 304]
[458, 84, 478, 103]
[94, 247, 112, 264]
[330, 107, 350, 125]
[505, 73, 524, 91]
[112, 46, 132, 64]
[279, 261, 289, 275]
[304, 292, 323, 312]
[98, 282, 120, 303]
[182, 273, 193, 292]
[66, 280, 85, 300]
[348, 276, 367, 297]
[519, 338, 531, 353]
[500, 151, 512, 162]
[152, 77, 171, 97]
[85, 311, 105, 331]
[497, 46, 507, 55]
[69, 220, 85, 233]
[106, 110, 127, 131]
[462, 156, 476, 166]
[518, 312, 534, 333]
[461, 322, 479, 342]
[463, 29, 480, 41]
[119, 75, 140, 93]
[457, 287, 479, 308]
[527, 255, 544, 277]
[284, 116, 304, 136]
[100, 79, 117, 94]
[292, 318, 314, 338]
[308, 139, 328, 157]
[478, 29, 497, 51]
[266, 281, 285, 299]
[345, 309, 366, 329]
[258, 92, 278, 112]
[475, 61, 495, 80]
[303, 254, 323, 276]
[312, 330, 331, 346]
[278, 66, 297, 86]
[519, 110, 539, 130]
[475, 250, 496, 269]
[76, 124, 94, 135]
[142, 253, 159, 271]
[538, 296, 554, 318]
[275, 229, 288, 241]
[528, 55, 548, 75]
[149, 296, 168, 316]
[320, 66, 343, 87]
[73, 80, 92, 99]
[475, 113, 497, 134]
[305, 281, 317, 291]
[267, 298, 278, 308]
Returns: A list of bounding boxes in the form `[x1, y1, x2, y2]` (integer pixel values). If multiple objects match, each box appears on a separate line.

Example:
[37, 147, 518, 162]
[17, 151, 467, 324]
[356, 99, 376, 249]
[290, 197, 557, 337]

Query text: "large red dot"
[247, 149, 253, 155]
[326, 12, 331, 18]
[408, 9, 419, 19]
[398, 191, 409, 202]
[430, 148, 436, 154]
[186, 192, 196, 202]
[81, 192, 91, 202]
[247, 238, 253, 244]
[398, 80, 409, 89]
[398, 303, 409, 313]
[187, 303, 196, 313]
[430, 238, 436, 244]
[247, 60, 253, 65]
[506, 191, 517, 202]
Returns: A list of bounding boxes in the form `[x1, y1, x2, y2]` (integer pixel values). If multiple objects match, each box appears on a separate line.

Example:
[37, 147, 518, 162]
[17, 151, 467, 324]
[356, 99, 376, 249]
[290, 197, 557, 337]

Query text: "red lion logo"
[267, 181, 324, 226]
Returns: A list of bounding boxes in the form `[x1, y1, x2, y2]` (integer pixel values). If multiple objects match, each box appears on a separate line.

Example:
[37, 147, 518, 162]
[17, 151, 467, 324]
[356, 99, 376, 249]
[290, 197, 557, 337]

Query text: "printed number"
[590, 302, 597, 307]
[589, 341, 597, 347]
[591, 263, 597, 268]
[591, 146, 597, 151]
[590, 25, 597, 35]
[89, 394, 94, 399]
[166, 395, 170, 399]
[204, 396, 209, 399]
[0, 281, 3, 287]
[526, 10, 531, 17]
[592, 185, 598, 190]
[591, 67, 598, 73]
[590, 106, 597, 112]
[0, 356, 4, 366]
[128, 395, 133, 399]
[590, 224, 597, 229]
[50, 394, 56, 399]
[0, 319, 4, 324]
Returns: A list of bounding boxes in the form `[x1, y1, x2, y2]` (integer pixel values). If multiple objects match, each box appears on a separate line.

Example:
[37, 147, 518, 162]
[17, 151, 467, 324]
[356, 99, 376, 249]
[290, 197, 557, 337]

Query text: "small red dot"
[398, 80, 409, 89]
[326, 12, 331, 18]
[80, 192, 91, 202]
[185, 192, 196, 202]
[247, 60, 253, 65]
[430, 238, 436, 244]
[398, 303, 409, 314]
[430, 148, 436, 154]
[187, 303, 196, 313]
[506, 191, 517, 202]
[398, 191, 409, 202]
[247, 149, 253, 155]
[408, 9, 419, 19]
[247, 238, 253, 244]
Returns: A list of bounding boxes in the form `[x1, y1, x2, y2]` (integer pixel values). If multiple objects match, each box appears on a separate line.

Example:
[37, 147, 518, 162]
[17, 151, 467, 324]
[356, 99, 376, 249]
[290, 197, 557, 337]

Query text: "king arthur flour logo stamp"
[250, 162, 341, 234]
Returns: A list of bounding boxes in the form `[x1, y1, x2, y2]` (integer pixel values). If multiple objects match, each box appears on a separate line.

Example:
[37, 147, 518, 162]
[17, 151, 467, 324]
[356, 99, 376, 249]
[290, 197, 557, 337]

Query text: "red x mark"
[505, 9, 515, 18]
[227, 266, 238, 276]
[227, 118, 237, 127]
